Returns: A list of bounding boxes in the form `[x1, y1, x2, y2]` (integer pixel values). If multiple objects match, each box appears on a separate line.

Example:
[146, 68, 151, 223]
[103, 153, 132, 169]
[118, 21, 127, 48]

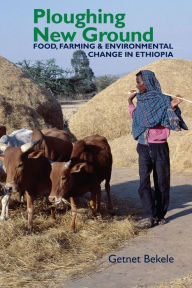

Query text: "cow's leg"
[0, 194, 10, 220]
[5, 195, 10, 219]
[105, 181, 113, 211]
[20, 195, 24, 203]
[26, 192, 34, 231]
[70, 197, 77, 233]
[20, 191, 25, 205]
[50, 207, 56, 220]
[90, 190, 97, 218]
[96, 186, 101, 213]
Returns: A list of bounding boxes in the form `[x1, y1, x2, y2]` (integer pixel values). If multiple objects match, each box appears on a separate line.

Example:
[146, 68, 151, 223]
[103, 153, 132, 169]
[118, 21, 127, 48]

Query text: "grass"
[0, 193, 140, 288]
[156, 274, 192, 288]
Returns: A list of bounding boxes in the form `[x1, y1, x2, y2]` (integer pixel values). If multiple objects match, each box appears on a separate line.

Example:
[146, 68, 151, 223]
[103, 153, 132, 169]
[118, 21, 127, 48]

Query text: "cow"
[0, 125, 6, 138]
[0, 128, 33, 216]
[0, 128, 73, 220]
[0, 193, 10, 221]
[49, 135, 113, 232]
[0, 140, 54, 230]
[0, 187, 10, 221]
[0, 165, 9, 221]
[0, 128, 32, 147]
[0, 127, 73, 162]
[31, 128, 73, 162]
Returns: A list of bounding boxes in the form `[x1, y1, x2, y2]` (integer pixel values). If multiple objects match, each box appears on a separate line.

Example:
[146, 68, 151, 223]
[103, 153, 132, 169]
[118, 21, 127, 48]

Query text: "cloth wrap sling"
[132, 70, 188, 144]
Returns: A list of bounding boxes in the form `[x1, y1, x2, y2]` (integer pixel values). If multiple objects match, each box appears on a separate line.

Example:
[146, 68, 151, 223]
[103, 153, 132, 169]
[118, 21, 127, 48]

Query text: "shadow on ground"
[109, 179, 192, 222]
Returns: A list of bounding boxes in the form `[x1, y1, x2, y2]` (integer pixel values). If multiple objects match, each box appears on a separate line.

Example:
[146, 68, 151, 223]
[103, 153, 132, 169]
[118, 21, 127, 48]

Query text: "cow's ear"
[0, 154, 4, 162]
[70, 162, 86, 174]
[28, 150, 45, 159]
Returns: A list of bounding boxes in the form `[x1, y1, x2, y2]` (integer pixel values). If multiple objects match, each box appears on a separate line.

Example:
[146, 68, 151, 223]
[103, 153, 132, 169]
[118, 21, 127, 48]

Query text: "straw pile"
[109, 130, 192, 172]
[0, 194, 139, 287]
[69, 58, 192, 140]
[69, 58, 192, 172]
[0, 56, 63, 133]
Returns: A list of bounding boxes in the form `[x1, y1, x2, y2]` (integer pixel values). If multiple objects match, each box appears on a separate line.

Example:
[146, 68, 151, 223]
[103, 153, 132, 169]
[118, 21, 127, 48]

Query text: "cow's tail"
[105, 166, 113, 211]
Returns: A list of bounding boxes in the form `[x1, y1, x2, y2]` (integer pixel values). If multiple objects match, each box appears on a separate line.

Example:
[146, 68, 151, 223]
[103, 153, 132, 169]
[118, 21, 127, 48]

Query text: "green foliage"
[71, 50, 94, 80]
[71, 50, 96, 97]
[16, 55, 118, 99]
[17, 59, 72, 96]
[94, 75, 119, 92]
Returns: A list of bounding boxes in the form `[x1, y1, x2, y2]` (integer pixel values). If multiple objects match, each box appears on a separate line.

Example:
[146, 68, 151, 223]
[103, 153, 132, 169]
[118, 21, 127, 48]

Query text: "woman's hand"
[171, 95, 183, 109]
[128, 90, 137, 105]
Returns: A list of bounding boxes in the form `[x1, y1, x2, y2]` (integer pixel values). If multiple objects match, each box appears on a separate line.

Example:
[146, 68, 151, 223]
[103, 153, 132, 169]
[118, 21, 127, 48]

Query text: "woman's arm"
[128, 91, 137, 105]
[128, 91, 137, 118]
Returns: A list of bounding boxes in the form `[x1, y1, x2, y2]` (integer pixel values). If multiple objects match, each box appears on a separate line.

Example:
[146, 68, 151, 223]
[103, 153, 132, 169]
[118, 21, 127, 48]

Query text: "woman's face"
[136, 75, 147, 94]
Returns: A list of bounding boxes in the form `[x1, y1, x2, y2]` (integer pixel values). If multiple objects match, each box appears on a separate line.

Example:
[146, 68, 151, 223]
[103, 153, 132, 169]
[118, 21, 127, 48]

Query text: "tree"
[94, 75, 119, 92]
[71, 51, 96, 95]
[17, 55, 98, 99]
[17, 59, 72, 96]
[71, 50, 94, 81]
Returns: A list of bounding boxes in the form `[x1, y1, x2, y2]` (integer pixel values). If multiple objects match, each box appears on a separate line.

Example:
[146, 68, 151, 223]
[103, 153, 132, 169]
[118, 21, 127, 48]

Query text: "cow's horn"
[65, 160, 71, 169]
[20, 139, 41, 153]
[0, 144, 9, 152]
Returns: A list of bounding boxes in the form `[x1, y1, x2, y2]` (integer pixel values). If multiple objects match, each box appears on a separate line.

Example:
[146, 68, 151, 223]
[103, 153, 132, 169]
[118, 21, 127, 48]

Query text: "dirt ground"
[62, 167, 192, 288]
[59, 100, 192, 288]
[61, 100, 88, 122]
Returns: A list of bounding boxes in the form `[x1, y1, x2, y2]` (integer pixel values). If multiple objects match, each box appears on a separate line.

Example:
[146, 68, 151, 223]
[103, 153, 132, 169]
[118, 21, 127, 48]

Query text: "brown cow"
[0, 126, 6, 138]
[0, 140, 53, 230]
[49, 135, 113, 232]
[31, 128, 73, 161]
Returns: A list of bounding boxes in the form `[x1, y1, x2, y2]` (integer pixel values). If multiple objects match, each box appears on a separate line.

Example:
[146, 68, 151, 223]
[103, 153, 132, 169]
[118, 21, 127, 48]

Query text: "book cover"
[0, 1, 191, 287]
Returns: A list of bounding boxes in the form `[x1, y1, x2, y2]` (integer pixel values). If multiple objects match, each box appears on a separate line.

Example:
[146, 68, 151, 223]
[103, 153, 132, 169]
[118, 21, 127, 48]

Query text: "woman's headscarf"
[132, 70, 188, 144]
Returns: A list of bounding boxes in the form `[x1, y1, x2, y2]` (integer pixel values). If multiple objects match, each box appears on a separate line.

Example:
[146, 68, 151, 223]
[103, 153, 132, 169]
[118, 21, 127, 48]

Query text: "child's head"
[136, 71, 147, 94]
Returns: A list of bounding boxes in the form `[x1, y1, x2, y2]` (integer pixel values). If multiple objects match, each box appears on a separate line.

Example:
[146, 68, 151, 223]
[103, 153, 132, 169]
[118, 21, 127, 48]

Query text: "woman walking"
[128, 70, 188, 228]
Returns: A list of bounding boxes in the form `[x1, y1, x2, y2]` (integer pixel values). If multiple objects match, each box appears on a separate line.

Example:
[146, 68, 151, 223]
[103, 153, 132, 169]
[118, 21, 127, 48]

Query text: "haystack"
[108, 129, 192, 172]
[0, 56, 63, 133]
[69, 58, 192, 140]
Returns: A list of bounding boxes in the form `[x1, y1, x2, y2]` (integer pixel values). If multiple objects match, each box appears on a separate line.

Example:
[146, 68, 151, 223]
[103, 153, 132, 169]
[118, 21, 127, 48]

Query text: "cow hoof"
[108, 208, 115, 216]
[27, 226, 33, 233]
[96, 214, 102, 220]
[0, 217, 5, 221]
[69, 229, 76, 233]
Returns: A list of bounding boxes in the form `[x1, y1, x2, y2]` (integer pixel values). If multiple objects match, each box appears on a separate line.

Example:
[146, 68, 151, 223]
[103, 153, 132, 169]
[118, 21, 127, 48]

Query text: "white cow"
[0, 128, 32, 147]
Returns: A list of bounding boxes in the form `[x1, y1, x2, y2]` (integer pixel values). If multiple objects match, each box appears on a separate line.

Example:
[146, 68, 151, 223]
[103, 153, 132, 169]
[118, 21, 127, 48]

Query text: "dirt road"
[63, 167, 192, 288]
[61, 100, 88, 122]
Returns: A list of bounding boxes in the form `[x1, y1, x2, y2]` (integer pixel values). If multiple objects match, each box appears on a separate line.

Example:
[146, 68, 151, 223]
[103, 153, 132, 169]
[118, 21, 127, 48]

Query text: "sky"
[0, 0, 191, 76]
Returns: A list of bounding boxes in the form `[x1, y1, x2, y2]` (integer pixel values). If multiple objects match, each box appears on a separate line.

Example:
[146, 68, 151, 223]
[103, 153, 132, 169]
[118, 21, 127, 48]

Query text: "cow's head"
[0, 140, 41, 192]
[49, 160, 86, 205]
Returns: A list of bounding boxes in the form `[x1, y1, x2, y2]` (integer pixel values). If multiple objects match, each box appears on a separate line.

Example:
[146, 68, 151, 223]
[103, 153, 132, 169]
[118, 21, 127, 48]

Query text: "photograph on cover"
[0, 0, 192, 287]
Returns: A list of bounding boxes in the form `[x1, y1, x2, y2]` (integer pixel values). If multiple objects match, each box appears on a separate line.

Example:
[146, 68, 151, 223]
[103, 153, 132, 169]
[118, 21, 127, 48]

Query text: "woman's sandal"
[158, 218, 166, 225]
[140, 217, 155, 229]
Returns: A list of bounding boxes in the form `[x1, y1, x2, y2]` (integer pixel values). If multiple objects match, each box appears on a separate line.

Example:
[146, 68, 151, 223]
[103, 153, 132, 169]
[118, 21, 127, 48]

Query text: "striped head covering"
[132, 70, 188, 144]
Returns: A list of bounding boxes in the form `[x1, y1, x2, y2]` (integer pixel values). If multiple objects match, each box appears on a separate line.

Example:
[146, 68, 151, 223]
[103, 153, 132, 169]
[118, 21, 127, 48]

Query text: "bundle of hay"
[0, 195, 138, 287]
[0, 56, 63, 133]
[69, 58, 192, 140]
